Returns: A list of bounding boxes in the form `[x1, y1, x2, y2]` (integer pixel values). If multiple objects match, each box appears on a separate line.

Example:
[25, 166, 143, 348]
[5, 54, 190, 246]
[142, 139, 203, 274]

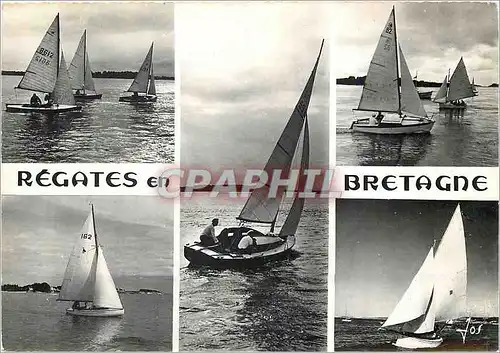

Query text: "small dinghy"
[184, 41, 324, 269]
[5, 14, 81, 114]
[414, 72, 433, 100]
[350, 7, 434, 135]
[119, 42, 157, 103]
[433, 58, 475, 110]
[57, 204, 124, 317]
[380, 204, 467, 349]
[68, 30, 102, 100]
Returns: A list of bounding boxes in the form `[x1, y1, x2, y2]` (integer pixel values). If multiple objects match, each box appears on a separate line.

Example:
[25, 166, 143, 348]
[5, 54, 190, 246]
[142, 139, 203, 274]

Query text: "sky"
[178, 2, 330, 170]
[1, 2, 174, 75]
[333, 2, 499, 86]
[2, 196, 173, 291]
[335, 200, 498, 318]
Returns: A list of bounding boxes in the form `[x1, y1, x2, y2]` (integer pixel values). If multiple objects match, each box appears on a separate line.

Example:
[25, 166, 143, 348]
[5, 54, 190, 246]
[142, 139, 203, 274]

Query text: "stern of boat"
[394, 336, 443, 349]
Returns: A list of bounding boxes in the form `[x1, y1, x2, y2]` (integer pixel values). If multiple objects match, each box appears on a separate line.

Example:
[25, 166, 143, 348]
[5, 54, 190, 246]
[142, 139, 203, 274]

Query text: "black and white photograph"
[334, 2, 498, 166]
[2, 196, 173, 351]
[335, 200, 498, 351]
[178, 3, 329, 351]
[1, 2, 174, 163]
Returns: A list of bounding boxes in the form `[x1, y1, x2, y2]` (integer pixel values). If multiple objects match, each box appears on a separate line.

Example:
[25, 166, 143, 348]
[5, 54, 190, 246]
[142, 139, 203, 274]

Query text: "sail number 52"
[81, 233, 93, 240]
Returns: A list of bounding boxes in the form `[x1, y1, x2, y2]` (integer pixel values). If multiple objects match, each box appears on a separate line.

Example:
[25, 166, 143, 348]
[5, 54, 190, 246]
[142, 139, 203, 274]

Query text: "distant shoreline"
[2, 282, 163, 294]
[1, 70, 174, 80]
[337, 75, 498, 88]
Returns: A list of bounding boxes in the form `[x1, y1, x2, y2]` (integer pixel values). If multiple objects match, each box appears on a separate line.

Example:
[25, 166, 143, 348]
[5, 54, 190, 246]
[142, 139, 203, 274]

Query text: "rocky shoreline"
[2, 283, 162, 294]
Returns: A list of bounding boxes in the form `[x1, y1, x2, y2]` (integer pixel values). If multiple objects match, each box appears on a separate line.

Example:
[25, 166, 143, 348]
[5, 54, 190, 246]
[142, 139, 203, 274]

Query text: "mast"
[146, 42, 153, 94]
[392, 6, 402, 115]
[91, 203, 99, 257]
[56, 13, 60, 80]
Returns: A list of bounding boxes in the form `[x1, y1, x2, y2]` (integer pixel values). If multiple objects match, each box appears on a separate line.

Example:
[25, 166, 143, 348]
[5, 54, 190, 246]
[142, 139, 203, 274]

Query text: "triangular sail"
[399, 46, 427, 117]
[127, 43, 153, 93]
[68, 31, 86, 90]
[357, 9, 399, 113]
[148, 62, 156, 96]
[93, 247, 123, 309]
[53, 52, 76, 105]
[382, 246, 435, 329]
[237, 40, 323, 224]
[433, 204, 467, 321]
[84, 54, 97, 92]
[447, 58, 475, 101]
[58, 208, 98, 302]
[17, 15, 59, 93]
[279, 118, 309, 236]
[433, 76, 448, 102]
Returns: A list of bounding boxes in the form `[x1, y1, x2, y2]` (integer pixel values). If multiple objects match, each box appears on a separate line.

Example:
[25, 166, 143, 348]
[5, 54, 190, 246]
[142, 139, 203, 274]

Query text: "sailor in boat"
[200, 218, 219, 246]
[42, 93, 54, 108]
[237, 233, 257, 254]
[30, 93, 42, 107]
[369, 112, 384, 126]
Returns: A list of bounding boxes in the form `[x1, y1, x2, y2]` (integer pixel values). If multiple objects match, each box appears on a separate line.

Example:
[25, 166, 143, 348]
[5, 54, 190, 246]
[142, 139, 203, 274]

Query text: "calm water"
[2, 281, 173, 351]
[334, 318, 499, 351]
[179, 196, 328, 351]
[2, 76, 174, 163]
[336, 85, 498, 166]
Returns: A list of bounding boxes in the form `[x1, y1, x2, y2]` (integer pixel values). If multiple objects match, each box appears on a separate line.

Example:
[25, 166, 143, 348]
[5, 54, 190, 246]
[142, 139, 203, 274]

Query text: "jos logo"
[456, 317, 484, 344]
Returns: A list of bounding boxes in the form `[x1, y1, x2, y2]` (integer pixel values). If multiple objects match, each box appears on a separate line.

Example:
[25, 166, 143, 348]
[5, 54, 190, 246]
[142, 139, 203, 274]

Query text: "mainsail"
[237, 40, 323, 224]
[53, 52, 76, 105]
[357, 9, 399, 113]
[17, 14, 60, 93]
[399, 46, 427, 117]
[69, 30, 98, 94]
[127, 43, 154, 93]
[447, 58, 475, 102]
[433, 76, 448, 102]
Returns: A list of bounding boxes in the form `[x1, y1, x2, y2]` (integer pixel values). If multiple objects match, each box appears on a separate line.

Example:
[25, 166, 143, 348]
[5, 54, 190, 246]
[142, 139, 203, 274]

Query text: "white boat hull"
[5, 104, 81, 114]
[66, 307, 124, 317]
[351, 119, 434, 135]
[394, 336, 443, 349]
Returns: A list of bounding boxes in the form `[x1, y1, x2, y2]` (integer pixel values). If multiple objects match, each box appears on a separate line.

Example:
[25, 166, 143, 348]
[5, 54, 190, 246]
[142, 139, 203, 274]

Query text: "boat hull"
[418, 91, 433, 100]
[394, 336, 443, 349]
[438, 102, 467, 110]
[351, 119, 434, 135]
[184, 234, 296, 269]
[74, 93, 102, 100]
[66, 307, 124, 317]
[118, 95, 157, 103]
[5, 104, 82, 114]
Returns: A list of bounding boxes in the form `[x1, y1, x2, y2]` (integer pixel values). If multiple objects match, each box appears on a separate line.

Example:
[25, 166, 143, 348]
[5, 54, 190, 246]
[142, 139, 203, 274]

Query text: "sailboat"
[5, 14, 81, 114]
[414, 71, 433, 100]
[433, 58, 475, 109]
[472, 77, 479, 96]
[119, 42, 157, 103]
[380, 204, 467, 349]
[57, 204, 124, 317]
[68, 30, 102, 100]
[184, 41, 323, 268]
[350, 7, 434, 135]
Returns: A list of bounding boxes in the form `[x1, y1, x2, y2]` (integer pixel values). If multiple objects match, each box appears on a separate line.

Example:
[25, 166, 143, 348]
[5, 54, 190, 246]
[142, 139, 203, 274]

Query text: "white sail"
[59, 208, 98, 302]
[433, 204, 467, 321]
[53, 51, 76, 105]
[357, 9, 399, 113]
[382, 247, 435, 329]
[279, 118, 309, 236]
[17, 14, 59, 93]
[237, 40, 323, 224]
[84, 54, 97, 92]
[399, 46, 427, 117]
[433, 76, 448, 102]
[447, 58, 475, 101]
[68, 31, 86, 90]
[93, 247, 123, 309]
[127, 43, 153, 93]
[148, 62, 156, 96]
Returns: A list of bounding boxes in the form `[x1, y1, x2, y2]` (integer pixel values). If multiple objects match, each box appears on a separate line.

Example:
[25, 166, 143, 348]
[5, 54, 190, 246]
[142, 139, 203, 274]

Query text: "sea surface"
[179, 196, 328, 351]
[334, 317, 498, 351]
[336, 85, 498, 166]
[1, 76, 174, 163]
[2, 279, 173, 351]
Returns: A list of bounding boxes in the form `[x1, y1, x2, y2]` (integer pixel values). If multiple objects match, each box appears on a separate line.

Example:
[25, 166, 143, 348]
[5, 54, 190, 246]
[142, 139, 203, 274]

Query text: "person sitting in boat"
[75, 89, 83, 95]
[30, 93, 41, 107]
[237, 233, 257, 254]
[375, 111, 384, 124]
[43, 93, 54, 107]
[72, 301, 80, 309]
[199, 218, 219, 246]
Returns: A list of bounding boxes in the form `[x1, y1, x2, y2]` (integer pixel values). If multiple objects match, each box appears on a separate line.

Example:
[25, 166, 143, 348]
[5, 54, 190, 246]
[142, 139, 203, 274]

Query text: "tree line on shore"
[1, 70, 174, 80]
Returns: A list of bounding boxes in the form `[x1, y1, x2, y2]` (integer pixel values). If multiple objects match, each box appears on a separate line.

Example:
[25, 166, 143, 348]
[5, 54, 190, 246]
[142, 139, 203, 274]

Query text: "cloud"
[1, 2, 174, 75]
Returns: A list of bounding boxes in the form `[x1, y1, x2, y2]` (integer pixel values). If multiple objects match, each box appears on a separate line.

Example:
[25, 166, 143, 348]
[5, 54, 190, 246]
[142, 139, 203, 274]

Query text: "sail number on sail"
[35, 47, 54, 66]
[81, 233, 93, 240]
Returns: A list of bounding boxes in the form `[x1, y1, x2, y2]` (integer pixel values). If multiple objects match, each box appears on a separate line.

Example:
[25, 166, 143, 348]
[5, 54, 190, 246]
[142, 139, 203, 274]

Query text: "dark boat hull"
[118, 94, 157, 103]
[418, 91, 433, 100]
[184, 234, 296, 269]
[5, 104, 82, 114]
[74, 93, 102, 100]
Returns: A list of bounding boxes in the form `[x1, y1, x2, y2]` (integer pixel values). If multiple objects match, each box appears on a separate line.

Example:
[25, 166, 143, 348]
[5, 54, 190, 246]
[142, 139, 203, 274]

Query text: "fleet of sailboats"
[57, 204, 124, 317]
[68, 30, 102, 100]
[433, 57, 476, 109]
[350, 7, 435, 135]
[5, 14, 81, 114]
[380, 204, 467, 349]
[184, 40, 323, 268]
[119, 42, 157, 103]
